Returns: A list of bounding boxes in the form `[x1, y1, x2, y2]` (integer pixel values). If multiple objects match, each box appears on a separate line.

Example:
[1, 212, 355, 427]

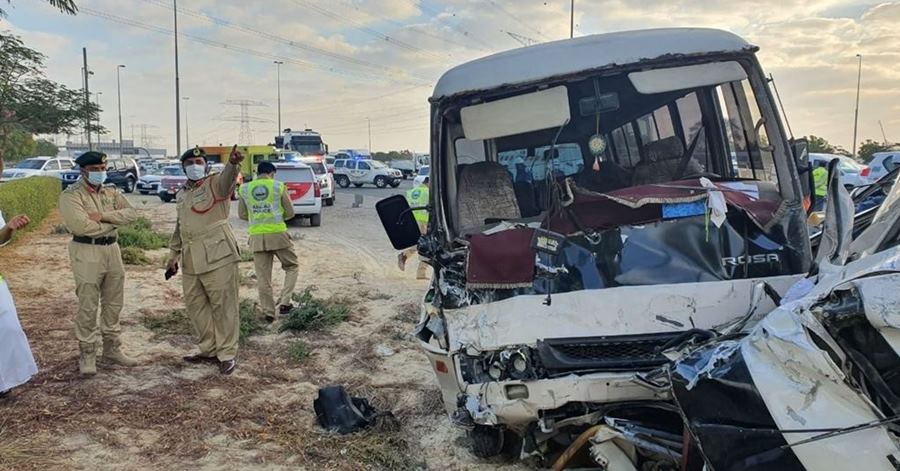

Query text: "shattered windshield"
[435, 59, 805, 303]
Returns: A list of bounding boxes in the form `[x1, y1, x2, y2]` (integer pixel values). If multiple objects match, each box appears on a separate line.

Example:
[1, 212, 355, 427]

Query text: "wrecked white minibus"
[377, 28, 814, 463]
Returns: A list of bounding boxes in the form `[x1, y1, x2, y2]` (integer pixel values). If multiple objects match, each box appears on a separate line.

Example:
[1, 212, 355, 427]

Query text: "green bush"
[0, 176, 61, 241]
[141, 309, 191, 335]
[118, 217, 168, 250]
[288, 341, 311, 362]
[279, 288, 353, 333]
[121, 246, 151, 265]
[239, 298, 263, 342]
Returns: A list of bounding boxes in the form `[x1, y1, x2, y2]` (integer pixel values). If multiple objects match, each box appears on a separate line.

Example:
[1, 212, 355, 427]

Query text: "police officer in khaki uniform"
[58, 151, 139, 376]
[166, 146, 244, 375]
[237, 161, 298, 323]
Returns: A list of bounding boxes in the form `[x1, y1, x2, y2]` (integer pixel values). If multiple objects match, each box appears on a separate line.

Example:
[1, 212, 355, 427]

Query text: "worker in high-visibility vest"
[238, 161, 298, 323]
[813, 160, 828, 211]
[398, 177, 429, 279]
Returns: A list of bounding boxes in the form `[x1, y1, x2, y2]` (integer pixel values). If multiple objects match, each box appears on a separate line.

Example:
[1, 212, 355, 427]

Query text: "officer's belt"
[181, 220, 229, 241]
[73, 235, 118, 245]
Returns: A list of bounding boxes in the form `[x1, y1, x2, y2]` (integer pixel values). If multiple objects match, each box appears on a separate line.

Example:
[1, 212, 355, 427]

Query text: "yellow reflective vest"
[406, 185, 429, 224]
[240, 178, 287, 235]
[813, 166, 828, 197]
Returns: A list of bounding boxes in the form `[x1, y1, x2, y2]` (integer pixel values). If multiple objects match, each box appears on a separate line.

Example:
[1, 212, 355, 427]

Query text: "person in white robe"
[0, 180, 38, 396]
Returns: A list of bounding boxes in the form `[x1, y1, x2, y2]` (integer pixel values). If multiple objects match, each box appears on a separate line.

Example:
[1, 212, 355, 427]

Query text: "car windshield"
[370, 160, 387, 169]
[840, 157, 863, 174]
[308, 162, 326, 174]
[162, 167, 184, 176]
[15, 159, 45, 169]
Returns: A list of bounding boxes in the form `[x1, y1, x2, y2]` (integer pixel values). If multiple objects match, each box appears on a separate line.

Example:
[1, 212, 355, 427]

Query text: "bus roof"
[431, 28, 755, 100]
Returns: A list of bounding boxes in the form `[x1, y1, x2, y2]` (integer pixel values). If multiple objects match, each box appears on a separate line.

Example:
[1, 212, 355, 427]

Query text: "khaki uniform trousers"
[183, 263, 240, 361]
[69, 242, 125, 346]
[253, 247, 299, 316]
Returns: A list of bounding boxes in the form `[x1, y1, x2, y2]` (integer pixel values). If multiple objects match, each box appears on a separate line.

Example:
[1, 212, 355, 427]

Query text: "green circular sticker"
[589, 134, 607, 156]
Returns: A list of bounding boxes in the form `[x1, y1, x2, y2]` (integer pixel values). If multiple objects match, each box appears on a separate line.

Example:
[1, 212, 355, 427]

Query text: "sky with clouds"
[1, 0, 898, 155]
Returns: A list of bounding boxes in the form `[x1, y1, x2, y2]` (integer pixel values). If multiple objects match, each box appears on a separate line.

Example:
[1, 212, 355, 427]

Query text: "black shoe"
[279, 304, 293, 316]
[219, 359, 237, 375]
[183, 353, 218, 364]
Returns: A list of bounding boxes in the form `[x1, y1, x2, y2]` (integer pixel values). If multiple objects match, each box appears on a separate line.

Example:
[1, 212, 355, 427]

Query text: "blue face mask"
[87, 171, 107, 186]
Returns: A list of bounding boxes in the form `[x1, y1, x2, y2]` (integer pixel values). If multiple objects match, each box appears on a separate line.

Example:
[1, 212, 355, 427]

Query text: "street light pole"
[117, 64, 125, 158]
[95, 91, 103, 147]
[183, 96, 190, 147]
[82, 48, 92, 151]
[174, 0, 182, 156]
[852, 54, 862, 159]
[367, 117, 372, 152]
[274, 61, 283, 138]
[570, 0, 574, 39]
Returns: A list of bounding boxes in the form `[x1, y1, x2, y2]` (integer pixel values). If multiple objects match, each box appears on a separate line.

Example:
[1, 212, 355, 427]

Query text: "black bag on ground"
[313, 385, 377, 434]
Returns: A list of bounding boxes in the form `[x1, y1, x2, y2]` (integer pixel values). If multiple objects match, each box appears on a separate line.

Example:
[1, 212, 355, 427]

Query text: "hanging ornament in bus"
[588, 134, 607, 156]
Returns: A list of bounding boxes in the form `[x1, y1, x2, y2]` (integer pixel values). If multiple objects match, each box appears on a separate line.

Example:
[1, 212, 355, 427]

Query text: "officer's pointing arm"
[101, 189, 139, 226]
[59, 191, 114, 237]
[215, 148, 242, 198]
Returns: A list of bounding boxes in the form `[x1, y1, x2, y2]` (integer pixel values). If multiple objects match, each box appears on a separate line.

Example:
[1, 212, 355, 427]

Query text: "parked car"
[61, 157, 140, 193]
[1, 156, 75, 182]
[376, 27, 813, 462]
[157, 165, 187, 202]
[273, 162, 322, 226]
[413, 165, 429, 186]
[300, 158, 335, 206]
[137, 171, 162, 195]
[862, 150, 900, 184]
[809, 153, 868, 189]
[333, 159, 402, 188]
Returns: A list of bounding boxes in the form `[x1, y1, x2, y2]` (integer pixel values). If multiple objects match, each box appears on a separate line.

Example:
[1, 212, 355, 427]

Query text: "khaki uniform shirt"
[170, 163, 242, 275]
[59, 180, 138, 237]
[237, 178, 296, 253]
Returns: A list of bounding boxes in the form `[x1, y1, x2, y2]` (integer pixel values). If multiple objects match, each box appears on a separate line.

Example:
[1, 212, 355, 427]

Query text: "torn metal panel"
[444, 276, 799, 352]
[743, 300, 900, 470]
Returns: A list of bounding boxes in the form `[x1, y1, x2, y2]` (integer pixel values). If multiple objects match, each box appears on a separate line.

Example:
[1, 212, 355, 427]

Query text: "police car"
[273, 162, 322, 227]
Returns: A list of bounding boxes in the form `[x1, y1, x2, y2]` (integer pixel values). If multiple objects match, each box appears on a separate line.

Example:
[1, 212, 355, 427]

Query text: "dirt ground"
[0, 192, 530, 471]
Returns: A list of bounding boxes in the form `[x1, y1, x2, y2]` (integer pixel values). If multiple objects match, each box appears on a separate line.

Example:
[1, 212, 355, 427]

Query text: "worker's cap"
[75, 151, 107, 167]
[180, 146, 206, 162]
[257, 161, 276, 175]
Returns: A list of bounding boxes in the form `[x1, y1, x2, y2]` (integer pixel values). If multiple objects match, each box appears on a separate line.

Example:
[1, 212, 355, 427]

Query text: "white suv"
[1, 156, 75, 182]
[333, 159, 403, 188]
[300, 158, 335, 206]
[864, 151, 900, 184]
[274, 162, 322, 227]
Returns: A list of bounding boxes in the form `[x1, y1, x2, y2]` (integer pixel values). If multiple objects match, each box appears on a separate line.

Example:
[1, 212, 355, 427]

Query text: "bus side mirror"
[791, 138, 813, 209]
[376, 194, 421, 250]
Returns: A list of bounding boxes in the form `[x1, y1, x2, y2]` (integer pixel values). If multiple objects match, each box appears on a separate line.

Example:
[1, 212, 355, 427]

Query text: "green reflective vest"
[813, 167, 828, 197]
[241, 178, 287, 235]
[406, 185, 429, 224]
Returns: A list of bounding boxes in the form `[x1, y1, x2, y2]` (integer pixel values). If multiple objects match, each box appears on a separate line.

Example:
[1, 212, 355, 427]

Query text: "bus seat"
[457, 162, 521, 234]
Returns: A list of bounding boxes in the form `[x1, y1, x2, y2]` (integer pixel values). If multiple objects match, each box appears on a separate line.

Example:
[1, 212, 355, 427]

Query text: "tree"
[33, 138, 57, 156]
[858, 140, 900, 164]
[0, 0, 77, 17]
[0, 32, 101, 160]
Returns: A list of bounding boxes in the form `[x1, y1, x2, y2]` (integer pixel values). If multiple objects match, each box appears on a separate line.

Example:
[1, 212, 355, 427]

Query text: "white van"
[274, 162, 322, 227]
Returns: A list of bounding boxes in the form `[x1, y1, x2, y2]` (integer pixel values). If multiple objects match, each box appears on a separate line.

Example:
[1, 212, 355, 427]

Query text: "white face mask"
[87, 171, 107, 186]
[184, 164, 206, 181]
